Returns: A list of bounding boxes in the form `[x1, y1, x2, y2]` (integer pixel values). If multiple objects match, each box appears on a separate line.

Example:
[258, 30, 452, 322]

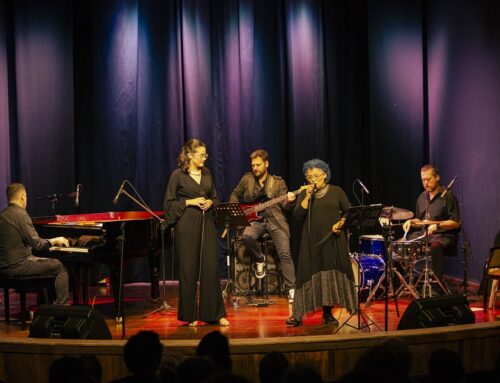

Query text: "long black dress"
[163, 167, 226, 323]
[291, 185, 357, 320]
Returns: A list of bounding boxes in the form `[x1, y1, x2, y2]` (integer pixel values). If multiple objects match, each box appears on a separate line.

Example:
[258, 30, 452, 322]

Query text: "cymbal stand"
[365, 224, 419, 314]
[413, 228, 449, 297]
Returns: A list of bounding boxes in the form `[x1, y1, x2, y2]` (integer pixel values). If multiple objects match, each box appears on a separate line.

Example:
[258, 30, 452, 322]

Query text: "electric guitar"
[240, 186, 308, 222]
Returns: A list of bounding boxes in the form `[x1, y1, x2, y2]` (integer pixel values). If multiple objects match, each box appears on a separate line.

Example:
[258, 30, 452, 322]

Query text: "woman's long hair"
[177, 139, 207, 172]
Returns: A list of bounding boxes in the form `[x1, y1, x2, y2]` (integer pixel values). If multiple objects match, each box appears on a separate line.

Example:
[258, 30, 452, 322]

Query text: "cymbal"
[380, 206, 414, 221]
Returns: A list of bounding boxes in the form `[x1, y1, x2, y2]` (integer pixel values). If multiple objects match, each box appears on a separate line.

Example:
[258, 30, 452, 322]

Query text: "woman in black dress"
[163, 139, 228, 327]
[286, 159, 357, 326]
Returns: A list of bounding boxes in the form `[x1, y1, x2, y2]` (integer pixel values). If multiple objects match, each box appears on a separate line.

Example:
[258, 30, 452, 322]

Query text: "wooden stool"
[0, 275, 55, 330]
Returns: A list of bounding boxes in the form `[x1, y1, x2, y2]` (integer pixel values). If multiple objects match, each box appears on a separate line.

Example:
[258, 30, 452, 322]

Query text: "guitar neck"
[254, 189, 300, 213]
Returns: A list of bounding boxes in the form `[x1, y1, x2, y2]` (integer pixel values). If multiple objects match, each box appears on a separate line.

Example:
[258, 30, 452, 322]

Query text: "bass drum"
[351, 253, 385, 301]
[232, 237, 282, 295]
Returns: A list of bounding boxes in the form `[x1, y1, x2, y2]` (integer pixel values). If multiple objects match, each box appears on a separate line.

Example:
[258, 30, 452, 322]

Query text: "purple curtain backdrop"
[427, 0, 500, 281]
[1, 0, 499, 282]
[0, 2, 9, 208]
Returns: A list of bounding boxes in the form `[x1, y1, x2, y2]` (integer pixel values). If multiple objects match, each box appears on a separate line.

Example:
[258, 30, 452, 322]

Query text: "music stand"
[335, 204, 383, 333]
[216, 203, 250, 306]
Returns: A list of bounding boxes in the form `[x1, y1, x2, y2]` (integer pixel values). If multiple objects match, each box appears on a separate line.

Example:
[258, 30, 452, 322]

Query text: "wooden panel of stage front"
[0, 283, 499, 382]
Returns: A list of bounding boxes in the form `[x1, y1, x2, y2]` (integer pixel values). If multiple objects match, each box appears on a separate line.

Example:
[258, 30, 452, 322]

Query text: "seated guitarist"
[229, 149, 296, 303]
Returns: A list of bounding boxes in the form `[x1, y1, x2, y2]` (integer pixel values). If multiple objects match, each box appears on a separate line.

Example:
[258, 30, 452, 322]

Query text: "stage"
[0, 282, 499, 382]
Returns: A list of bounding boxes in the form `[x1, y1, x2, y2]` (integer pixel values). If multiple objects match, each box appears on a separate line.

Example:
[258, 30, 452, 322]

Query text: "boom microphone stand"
[111, 181, 174, 318]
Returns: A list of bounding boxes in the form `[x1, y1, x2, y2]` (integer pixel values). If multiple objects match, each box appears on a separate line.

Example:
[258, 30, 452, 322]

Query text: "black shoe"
[322, 314, 338, 325]
[285, 317, 302, 327]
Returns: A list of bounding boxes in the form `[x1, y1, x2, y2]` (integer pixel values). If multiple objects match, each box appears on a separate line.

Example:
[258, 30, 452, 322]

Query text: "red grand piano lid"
[32, 211, 164, 225]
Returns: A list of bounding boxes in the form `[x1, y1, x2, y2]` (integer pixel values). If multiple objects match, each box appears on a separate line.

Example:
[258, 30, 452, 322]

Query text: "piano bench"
[0, 275, 55, 330]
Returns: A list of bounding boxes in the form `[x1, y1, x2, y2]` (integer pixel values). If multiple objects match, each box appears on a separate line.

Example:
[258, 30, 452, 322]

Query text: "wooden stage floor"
[0, 281, 497, 340]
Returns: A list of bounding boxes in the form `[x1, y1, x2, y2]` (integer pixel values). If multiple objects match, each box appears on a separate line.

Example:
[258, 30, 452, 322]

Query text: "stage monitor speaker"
[29, 304, 112, 340]
[398, 294, 475, 330]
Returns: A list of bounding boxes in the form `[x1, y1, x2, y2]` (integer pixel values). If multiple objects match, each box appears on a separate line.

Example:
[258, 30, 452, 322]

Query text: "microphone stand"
[112, 188, 176, 318]
[36, 191, 75, 215]
[113, 188, 174, 319]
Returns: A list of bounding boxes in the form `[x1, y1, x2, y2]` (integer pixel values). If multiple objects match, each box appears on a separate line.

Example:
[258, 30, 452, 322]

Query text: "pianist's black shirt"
[0, 203, 51, 270]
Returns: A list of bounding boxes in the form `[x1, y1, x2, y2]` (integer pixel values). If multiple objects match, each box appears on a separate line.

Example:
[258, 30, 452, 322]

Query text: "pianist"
[0, 183, 70, 305]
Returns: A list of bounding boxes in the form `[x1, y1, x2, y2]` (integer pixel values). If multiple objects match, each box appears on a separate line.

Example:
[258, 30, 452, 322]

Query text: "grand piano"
[32, 211, 164, 309]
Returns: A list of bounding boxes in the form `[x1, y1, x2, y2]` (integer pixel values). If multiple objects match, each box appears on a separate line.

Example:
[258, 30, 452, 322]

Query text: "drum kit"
[351, 205, 448, 309]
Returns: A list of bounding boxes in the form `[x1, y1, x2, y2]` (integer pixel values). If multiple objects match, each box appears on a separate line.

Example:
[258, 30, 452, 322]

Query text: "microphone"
[74, 184, 81, 207]
[440, 175, 459, 198]
[356, 179, 370, 194]
[112, 181, 126, 205]
[312, 182, 318, 193]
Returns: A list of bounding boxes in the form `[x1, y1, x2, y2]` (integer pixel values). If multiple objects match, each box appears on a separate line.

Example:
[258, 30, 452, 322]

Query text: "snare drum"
[351, 254, 385, 292]
[359, 235, 386, 257]
[392, 240, 423, 261]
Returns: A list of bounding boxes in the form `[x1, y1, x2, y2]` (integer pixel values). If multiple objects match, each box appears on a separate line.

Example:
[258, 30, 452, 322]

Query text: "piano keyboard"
[49, 246, 89, 254]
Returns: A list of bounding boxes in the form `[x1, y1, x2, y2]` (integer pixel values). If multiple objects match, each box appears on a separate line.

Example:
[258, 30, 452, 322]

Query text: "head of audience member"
[427, 348, 465, 383]
[352, 338, 412, 383]
[123, 330, 163, 378]
[79, 356, 102, 383]
[49, 356, 86, 383]
[196, 330, 232, 372]
[303, 159, 331, 190]
[283, 365, 323, 383]
[203, 371, 251, 383]
[6, 183, 27, 209]
[250, 149, 269, 180]
[176, 356, 217, 383]
[259, 351, 289, 383]
[158, 351, 186, 383]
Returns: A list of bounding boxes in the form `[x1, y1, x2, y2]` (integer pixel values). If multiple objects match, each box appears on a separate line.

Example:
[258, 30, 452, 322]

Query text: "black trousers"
[4, 256, 70, 305]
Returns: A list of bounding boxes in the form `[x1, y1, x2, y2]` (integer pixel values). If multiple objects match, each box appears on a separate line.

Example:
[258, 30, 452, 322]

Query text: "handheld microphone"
[75, 184, 81, 207]
[356, 179, 370, 194]
[312, 182, 318, 193]
[440, 175, 459, 198]
[112, 181, 126, 205]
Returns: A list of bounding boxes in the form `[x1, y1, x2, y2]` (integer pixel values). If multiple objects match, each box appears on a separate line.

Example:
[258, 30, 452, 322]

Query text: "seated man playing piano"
[229, 149, 296, 302]
[0, 183, 70, 305]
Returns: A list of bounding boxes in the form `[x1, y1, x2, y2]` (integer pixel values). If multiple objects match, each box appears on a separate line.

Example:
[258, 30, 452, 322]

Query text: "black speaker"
[398, 294, 475, 330]
[29, 304, 112, 339]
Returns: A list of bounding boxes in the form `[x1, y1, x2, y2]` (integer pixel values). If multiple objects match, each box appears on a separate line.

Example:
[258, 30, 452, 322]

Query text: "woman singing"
[286, 159, 357, 326]
[163, 139, 228, 327]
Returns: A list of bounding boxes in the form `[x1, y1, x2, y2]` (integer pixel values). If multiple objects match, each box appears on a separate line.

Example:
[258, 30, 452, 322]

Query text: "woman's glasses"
[193, 153, 208, 159]
[306, 173, 325, 181]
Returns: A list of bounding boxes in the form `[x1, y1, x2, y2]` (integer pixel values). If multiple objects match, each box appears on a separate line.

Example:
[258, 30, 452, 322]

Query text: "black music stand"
[335, 204, 383, 333]
[216, 203, 250, 306]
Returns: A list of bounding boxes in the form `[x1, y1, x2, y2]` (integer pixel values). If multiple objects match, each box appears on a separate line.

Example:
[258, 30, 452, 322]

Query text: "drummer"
[402, 164, 461, 283]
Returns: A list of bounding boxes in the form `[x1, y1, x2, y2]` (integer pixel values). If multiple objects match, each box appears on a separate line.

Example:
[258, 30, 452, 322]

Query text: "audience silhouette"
[196, 330, 232, 372]
[259, 351, 289, 383]
[110, 330, 163, 383]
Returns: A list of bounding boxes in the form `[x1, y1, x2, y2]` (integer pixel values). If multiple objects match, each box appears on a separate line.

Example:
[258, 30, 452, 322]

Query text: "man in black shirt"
[0, 183, 70, 304]
[230, 150, 296, 302]
[403, 165, 461, 281]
